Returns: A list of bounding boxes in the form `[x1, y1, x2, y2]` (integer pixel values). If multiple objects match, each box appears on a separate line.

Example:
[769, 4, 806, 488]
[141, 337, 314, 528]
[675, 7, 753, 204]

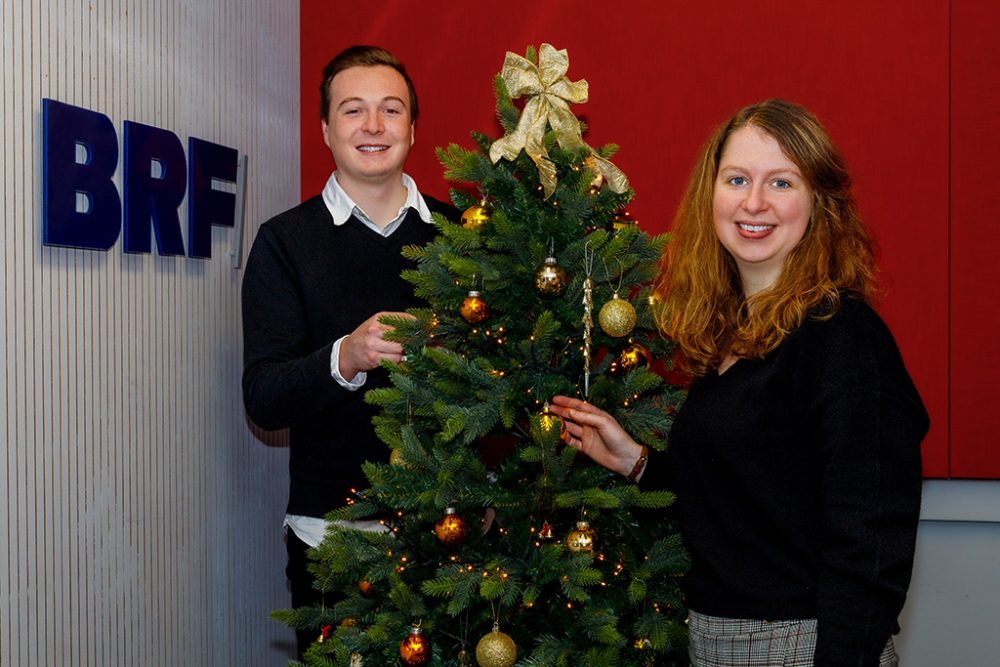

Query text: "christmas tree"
[274, 44, 690, 667]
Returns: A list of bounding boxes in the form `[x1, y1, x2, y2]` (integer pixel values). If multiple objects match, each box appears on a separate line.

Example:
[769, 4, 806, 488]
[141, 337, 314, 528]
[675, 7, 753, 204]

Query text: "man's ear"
[321, 120, 332, 150]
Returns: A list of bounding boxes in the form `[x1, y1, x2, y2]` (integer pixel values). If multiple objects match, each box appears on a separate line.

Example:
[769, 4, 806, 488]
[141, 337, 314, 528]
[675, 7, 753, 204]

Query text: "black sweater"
[241, 194, 456, 517]
[643, 298, 928, 667]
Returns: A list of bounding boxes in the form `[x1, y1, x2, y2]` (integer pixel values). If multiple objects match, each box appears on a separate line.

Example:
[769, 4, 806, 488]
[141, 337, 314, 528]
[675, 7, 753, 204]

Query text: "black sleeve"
[637, 448, 673, 492]
[807, 304, 928, 666]
[240, 223, 354, 430]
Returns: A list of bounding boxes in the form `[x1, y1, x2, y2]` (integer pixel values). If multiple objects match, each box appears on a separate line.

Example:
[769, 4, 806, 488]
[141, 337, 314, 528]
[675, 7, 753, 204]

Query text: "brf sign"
[42, 98, 244, 260]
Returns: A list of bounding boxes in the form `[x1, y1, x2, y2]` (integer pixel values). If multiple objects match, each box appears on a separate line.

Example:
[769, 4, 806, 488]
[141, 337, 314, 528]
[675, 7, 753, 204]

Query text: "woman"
[550, 99, 928, 667]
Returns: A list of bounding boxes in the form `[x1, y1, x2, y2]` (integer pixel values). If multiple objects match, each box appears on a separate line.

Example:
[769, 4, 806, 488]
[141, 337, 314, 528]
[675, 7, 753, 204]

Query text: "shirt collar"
[321, 171, 433, 228]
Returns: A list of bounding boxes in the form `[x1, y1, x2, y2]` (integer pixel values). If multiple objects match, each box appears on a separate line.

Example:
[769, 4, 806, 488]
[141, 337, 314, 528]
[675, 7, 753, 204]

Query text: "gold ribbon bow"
[489, 44, 629, 199]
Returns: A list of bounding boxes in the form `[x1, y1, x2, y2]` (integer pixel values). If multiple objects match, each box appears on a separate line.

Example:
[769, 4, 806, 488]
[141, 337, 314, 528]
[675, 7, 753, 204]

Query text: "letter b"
[42, 99, 122, 250]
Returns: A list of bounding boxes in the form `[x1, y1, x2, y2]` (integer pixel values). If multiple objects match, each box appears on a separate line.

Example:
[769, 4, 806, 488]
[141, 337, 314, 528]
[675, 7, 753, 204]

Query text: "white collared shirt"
[321, 170, 433, 236]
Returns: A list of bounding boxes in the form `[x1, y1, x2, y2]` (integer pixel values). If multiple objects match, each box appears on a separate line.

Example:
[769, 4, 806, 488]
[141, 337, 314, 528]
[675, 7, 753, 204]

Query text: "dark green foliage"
[276, 45, 689, 667]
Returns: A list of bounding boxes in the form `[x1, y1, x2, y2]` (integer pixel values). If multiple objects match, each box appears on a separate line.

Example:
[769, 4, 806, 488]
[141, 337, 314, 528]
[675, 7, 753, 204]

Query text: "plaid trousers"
[688, 611, 899, 667]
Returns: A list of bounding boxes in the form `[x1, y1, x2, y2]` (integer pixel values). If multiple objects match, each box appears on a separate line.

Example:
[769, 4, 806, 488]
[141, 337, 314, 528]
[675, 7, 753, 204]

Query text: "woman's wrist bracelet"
[627, 445, 649, 483]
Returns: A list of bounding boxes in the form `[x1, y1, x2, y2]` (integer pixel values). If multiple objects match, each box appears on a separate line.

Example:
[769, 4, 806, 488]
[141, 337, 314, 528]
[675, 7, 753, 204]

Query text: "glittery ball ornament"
[533, 256, 570, 298]
[390, 447, 409, 467]
[598, 293, 636, 338]
[435, 507, 469, 547]
[609, 342, 651, 376]
[462, 202, 491, 230]
[460, 290, 489, 324]
[475, 623, 517, 667]
[399, 626, 431, 666]
[566, 520, 595, 552]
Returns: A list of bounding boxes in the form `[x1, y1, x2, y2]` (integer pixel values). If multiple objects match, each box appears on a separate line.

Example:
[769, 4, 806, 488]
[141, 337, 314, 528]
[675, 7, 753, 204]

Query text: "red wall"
[950, 0, 1000, 477]
[299, 0, 999, 478]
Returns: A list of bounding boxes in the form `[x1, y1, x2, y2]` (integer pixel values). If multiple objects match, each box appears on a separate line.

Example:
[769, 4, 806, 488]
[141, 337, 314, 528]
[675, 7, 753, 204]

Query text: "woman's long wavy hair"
[655, 99, 876, 376]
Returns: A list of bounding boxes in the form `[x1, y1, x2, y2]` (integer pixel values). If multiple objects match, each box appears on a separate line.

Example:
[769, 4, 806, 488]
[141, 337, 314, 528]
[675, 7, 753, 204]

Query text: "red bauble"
[460, 291, 489, 324]
[399, 626, 431, 666]
[434, 507, 469, 547]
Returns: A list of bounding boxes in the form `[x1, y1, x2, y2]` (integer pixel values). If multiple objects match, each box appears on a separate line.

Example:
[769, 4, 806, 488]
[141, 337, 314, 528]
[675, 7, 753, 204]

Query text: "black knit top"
[241, 194, 456, 517]
[643, 297, 928, 667]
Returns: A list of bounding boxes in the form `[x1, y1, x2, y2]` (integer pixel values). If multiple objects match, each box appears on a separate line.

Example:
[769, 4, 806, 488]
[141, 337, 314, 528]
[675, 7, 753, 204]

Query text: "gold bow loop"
[489, 44, 629, 199]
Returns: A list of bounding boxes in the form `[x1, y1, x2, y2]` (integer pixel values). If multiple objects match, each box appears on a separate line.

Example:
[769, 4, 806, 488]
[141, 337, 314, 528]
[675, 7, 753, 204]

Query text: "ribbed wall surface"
[1, 1, 299, 664]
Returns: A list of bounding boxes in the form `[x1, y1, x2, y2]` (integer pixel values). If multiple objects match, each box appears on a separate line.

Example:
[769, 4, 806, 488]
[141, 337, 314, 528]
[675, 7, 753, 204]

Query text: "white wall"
[897, 482, 1000, 666]
[1, 1, 299, 664]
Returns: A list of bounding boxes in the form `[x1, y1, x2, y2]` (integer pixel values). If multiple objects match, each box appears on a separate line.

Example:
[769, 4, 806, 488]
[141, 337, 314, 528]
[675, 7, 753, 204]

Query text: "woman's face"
[712, 125, 813, 295]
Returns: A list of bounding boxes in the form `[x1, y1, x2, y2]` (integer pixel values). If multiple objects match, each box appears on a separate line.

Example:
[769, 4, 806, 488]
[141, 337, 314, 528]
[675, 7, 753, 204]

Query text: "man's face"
[322, 64, 414, 188]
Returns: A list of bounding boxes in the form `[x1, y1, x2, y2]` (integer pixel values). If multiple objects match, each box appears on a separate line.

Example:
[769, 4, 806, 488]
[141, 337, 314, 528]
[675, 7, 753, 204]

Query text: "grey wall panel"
[1, 1, 299, 664]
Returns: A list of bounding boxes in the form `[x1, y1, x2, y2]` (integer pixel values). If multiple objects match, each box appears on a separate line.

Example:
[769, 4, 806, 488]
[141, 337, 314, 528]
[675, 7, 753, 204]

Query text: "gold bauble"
[390, 447, 409, 467]
[462, 202, 491, 230]
[475, 623, 517, 667]
[460, 291, 489, 324]
[566, 520, 595, 552]
[533, 256, 569, 298]
[399, 626, 431, 666]
[609, 342, 651, 376]
[435, 507, 469, 547]
[598, 294, 636, 338]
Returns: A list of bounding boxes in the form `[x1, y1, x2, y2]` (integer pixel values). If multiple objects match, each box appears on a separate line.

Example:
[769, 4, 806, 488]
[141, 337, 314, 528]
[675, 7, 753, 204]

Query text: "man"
[241, 45, 457, 657]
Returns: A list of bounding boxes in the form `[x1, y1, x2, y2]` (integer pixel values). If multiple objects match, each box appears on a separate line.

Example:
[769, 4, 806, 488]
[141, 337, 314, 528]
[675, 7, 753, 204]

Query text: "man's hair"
[319, 45, 418, 122]
[655, 99, 876, 375]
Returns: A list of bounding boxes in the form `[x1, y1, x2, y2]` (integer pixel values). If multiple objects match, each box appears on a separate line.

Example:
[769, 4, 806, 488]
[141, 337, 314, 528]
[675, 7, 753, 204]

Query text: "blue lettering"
[122, 121, 187, 255]
[42, 99, 122, 249]
[41, 98, 240, 258]
[187, 138, 238, 259]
